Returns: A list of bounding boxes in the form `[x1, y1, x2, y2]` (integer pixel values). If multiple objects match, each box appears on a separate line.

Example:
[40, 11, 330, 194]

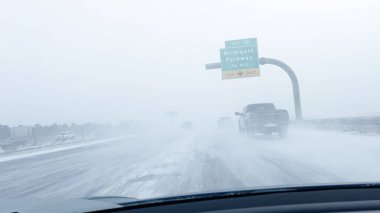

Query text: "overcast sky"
[0, 0, 379, 126]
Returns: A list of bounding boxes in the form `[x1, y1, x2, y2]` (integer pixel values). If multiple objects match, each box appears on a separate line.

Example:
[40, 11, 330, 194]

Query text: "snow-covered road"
[1, 127, 380, 199]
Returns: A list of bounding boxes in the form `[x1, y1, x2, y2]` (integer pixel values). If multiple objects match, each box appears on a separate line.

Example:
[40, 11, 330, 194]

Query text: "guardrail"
[301, 116, 380, 134]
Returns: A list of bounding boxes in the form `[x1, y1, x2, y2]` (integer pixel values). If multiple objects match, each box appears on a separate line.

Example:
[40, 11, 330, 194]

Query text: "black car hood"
[2, 182, 380, 213]
[113, 182, 380, 209]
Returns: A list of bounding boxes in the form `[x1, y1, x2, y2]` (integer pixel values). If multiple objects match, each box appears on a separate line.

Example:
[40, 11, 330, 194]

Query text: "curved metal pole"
[259, 57, 303, 121]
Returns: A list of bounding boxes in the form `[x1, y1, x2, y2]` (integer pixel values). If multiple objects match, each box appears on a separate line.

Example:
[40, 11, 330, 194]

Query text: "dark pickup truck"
[235, 103, 289, 137]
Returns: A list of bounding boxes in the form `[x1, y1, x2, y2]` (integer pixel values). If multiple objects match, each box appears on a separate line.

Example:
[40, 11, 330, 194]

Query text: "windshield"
[0, 0, 379, 201]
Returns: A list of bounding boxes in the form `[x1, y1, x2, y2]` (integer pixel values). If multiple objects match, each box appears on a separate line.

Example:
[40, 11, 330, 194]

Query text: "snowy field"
[0, 127, 380, 199]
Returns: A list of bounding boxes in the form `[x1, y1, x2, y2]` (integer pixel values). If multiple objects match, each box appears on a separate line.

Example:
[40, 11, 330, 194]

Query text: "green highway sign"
[220, 38, 260, 80]
[220, 46, 259, 71]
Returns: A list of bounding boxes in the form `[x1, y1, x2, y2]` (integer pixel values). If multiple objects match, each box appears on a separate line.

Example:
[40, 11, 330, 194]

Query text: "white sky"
[0, 0, 379, 125]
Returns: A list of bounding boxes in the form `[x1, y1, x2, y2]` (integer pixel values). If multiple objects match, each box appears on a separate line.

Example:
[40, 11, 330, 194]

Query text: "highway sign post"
[220, 38, 260, 80]
[259, 58, 303, 121]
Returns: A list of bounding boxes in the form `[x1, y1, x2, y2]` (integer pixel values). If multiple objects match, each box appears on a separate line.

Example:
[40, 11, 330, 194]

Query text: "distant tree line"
[0, 121, 137, 140]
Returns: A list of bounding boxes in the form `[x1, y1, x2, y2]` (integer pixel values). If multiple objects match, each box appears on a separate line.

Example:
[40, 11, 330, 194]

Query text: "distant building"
[11, 126, 33, 138]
